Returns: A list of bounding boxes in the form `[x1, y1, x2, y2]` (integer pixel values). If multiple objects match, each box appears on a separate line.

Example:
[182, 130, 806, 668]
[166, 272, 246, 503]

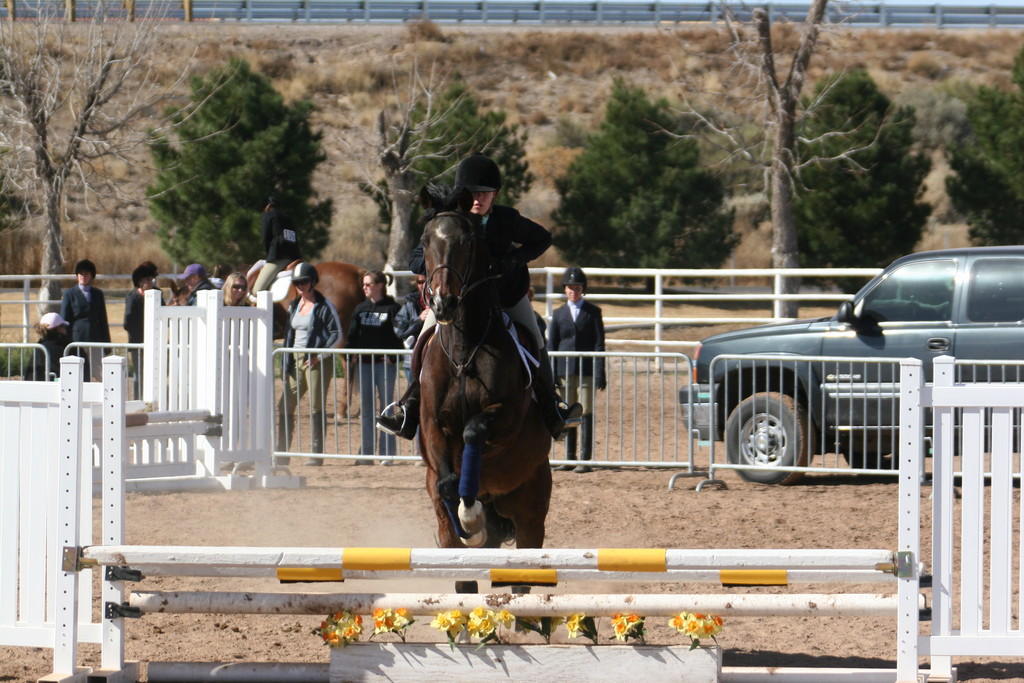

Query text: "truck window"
[861, 259, 956, 323]
[966, 258, 1024, 323]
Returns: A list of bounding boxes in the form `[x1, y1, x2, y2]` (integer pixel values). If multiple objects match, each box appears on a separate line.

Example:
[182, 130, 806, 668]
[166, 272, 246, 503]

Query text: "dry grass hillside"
[4, 21, 1022, 274]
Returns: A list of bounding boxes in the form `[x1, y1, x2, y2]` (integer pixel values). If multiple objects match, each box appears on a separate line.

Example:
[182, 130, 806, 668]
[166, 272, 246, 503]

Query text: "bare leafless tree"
[0, 2, 196, 308]
[679, 0, 838, 318]
[345, 60, 495, 272]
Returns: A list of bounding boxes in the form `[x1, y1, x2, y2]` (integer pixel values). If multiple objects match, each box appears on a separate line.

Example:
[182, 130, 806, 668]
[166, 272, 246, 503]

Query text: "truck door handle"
[927, 337, 951, 351]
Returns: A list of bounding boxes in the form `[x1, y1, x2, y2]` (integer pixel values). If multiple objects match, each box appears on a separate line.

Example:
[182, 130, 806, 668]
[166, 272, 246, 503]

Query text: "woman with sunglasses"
[222, 272, 251, 307]
[346, 270, 403, 464]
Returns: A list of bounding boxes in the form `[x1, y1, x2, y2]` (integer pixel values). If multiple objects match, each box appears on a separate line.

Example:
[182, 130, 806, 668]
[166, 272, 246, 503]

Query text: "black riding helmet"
[455, 153, 502, 193]
[562, 266, 587, 290]
[292, 262, 319, 286]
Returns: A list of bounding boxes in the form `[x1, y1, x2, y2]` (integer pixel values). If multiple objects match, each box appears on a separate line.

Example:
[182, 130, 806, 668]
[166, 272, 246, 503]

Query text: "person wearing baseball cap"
[27, 311, 71, 381]
[178, 263, 216, 306]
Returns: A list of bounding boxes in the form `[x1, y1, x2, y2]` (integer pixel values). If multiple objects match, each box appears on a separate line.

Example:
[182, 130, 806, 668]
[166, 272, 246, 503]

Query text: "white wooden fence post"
[52, 356, 85, 677]
[197, 290, 223, 475]
[896, 357, 923, 682]
[255, 291, 274, 479]
[929, 355, 955, 680]
[141, 288, 162, 407]
[100, 356, 128, 673]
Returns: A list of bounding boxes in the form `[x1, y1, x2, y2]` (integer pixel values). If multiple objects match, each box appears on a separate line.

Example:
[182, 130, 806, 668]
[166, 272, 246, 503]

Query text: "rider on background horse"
[253, 196, 302, 293]
[376, 152, 583, 441]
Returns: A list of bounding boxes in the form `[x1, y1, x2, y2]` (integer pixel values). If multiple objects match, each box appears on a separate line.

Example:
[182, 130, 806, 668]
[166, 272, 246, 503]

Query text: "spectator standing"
[27, 312, 71, 381]
[276, 263, 342, 467]
[348, 270, 403, 464]
[254, 196, 301, 293]
[178, 263, 216, 306]
[394, 274, 428, 383]
[222, 272, 251, 307]
[548, 267, 606, 473]
[60, 258, 110, 380]
[124, 262, 157, 344]
[124, 262, 158, 396]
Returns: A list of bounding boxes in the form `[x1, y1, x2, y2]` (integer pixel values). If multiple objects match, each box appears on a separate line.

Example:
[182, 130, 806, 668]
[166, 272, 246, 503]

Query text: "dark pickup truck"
[683, 246, 1024, 484]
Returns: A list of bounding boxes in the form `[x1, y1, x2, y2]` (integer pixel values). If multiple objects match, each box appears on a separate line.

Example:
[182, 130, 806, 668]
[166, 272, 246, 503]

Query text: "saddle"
[247, 258, 304, 303]
[411, 312, 539, 390]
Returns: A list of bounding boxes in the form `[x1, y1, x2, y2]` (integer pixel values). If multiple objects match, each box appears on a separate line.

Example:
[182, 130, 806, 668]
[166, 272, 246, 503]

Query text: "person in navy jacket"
[548, 267, 606, 473]
[60, 258, 110, 380]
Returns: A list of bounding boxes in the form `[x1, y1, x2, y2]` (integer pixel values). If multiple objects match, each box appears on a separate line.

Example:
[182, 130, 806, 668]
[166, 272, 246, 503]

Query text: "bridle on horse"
[425, 210, 500, 377]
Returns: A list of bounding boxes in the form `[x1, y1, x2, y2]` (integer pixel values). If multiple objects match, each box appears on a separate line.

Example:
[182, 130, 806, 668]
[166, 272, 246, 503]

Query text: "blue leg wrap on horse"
[443, 498, 470, 539]
[459, 443, 482, 500]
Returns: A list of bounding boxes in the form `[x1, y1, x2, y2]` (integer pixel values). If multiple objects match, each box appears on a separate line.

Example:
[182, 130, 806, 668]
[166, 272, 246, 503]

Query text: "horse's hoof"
[463, 530, 487, 548]
[458, 500, 484, 535]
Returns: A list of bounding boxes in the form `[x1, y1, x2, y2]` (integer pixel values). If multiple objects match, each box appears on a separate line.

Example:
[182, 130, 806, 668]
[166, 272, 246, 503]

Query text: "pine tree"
[553, 78, 734, 269]
[947, 47, 1024, 245]
[794, 69, 931, 270]
[148, 58, 332, 266]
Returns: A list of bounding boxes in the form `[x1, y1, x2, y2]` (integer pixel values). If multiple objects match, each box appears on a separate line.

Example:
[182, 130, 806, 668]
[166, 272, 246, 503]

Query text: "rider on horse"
[253, 196, 302, 293]
[376, 153, 583, 442]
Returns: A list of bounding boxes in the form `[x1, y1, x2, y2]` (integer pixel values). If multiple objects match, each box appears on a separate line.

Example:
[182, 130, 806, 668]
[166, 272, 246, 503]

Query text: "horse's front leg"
[457, 406, 501, 548]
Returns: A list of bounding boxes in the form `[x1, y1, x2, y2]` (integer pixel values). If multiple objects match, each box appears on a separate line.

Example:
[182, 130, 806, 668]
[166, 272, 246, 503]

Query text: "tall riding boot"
[376, 380, 420, 440]
[275, 412, 293, 466]
[536, 348, 583, 441]
[554, 428, 578, 471]
[308, 411, 325, 466]
[574, 415, 594, 473]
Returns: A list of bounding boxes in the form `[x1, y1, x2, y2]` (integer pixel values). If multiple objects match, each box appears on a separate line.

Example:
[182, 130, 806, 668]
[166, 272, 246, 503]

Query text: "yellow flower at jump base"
[430, 609, 470, 648]
[315, 608, 722, 650]
[610, 613, 646, 644]
[669, 612, 724, 650]
[313, 610, 363, 648]
[372, 607, 414, 642]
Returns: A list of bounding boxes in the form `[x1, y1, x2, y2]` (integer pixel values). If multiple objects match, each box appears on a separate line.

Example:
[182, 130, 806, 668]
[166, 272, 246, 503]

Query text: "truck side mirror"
[836, 300, 857, 324]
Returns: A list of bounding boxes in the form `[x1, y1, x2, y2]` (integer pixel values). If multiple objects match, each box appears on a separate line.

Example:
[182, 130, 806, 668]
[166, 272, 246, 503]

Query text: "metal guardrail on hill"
[3, 0, 1024, 27]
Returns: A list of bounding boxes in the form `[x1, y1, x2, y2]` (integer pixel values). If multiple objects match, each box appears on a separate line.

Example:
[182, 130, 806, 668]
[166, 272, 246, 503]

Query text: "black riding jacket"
[409, 205, 552, 308]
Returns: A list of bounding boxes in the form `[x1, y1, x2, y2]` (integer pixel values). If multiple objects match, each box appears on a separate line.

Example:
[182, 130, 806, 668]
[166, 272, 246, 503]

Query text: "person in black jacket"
[124, 261, 158, 396]
[548, 267, 606, 473]
[60, 258, 110, 380]
[254, 196, 302, 293]
[27, 312, 71, 381]
[348, 270, 404, 463]
[376, 153, 582, 441]
[394, 275, 429, 383]
[276, 263, 342, 467]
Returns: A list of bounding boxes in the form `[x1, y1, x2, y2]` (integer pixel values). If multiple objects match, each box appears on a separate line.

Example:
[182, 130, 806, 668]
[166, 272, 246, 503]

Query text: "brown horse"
[417, 184, 552, 592]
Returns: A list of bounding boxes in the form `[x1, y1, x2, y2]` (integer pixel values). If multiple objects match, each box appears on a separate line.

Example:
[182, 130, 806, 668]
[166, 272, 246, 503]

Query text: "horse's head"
[419, 184, 488, 324]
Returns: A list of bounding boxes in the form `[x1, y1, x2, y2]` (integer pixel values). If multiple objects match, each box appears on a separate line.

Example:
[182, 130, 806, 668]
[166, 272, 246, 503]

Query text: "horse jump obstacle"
[5, 355, 1022, 680]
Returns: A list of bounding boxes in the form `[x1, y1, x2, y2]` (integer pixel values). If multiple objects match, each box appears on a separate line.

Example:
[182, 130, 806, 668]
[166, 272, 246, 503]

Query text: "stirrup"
[376, 401, 417, 440]
[559, 401, 584, 426]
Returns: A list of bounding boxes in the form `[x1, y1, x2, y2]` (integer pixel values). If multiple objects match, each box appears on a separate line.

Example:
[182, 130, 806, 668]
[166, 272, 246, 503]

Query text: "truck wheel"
[726, 392, 812, 485]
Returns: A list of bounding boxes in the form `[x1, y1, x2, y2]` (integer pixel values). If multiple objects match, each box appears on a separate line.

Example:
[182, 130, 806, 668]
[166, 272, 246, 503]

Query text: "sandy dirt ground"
[2, 459, 1021, 682]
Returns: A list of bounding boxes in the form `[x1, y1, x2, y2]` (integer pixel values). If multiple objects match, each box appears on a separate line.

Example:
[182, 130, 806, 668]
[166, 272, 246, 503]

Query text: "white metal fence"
[271, 347, 696, 471]
[1, 266, 879, 347]
[683, 353, 1024, 489]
